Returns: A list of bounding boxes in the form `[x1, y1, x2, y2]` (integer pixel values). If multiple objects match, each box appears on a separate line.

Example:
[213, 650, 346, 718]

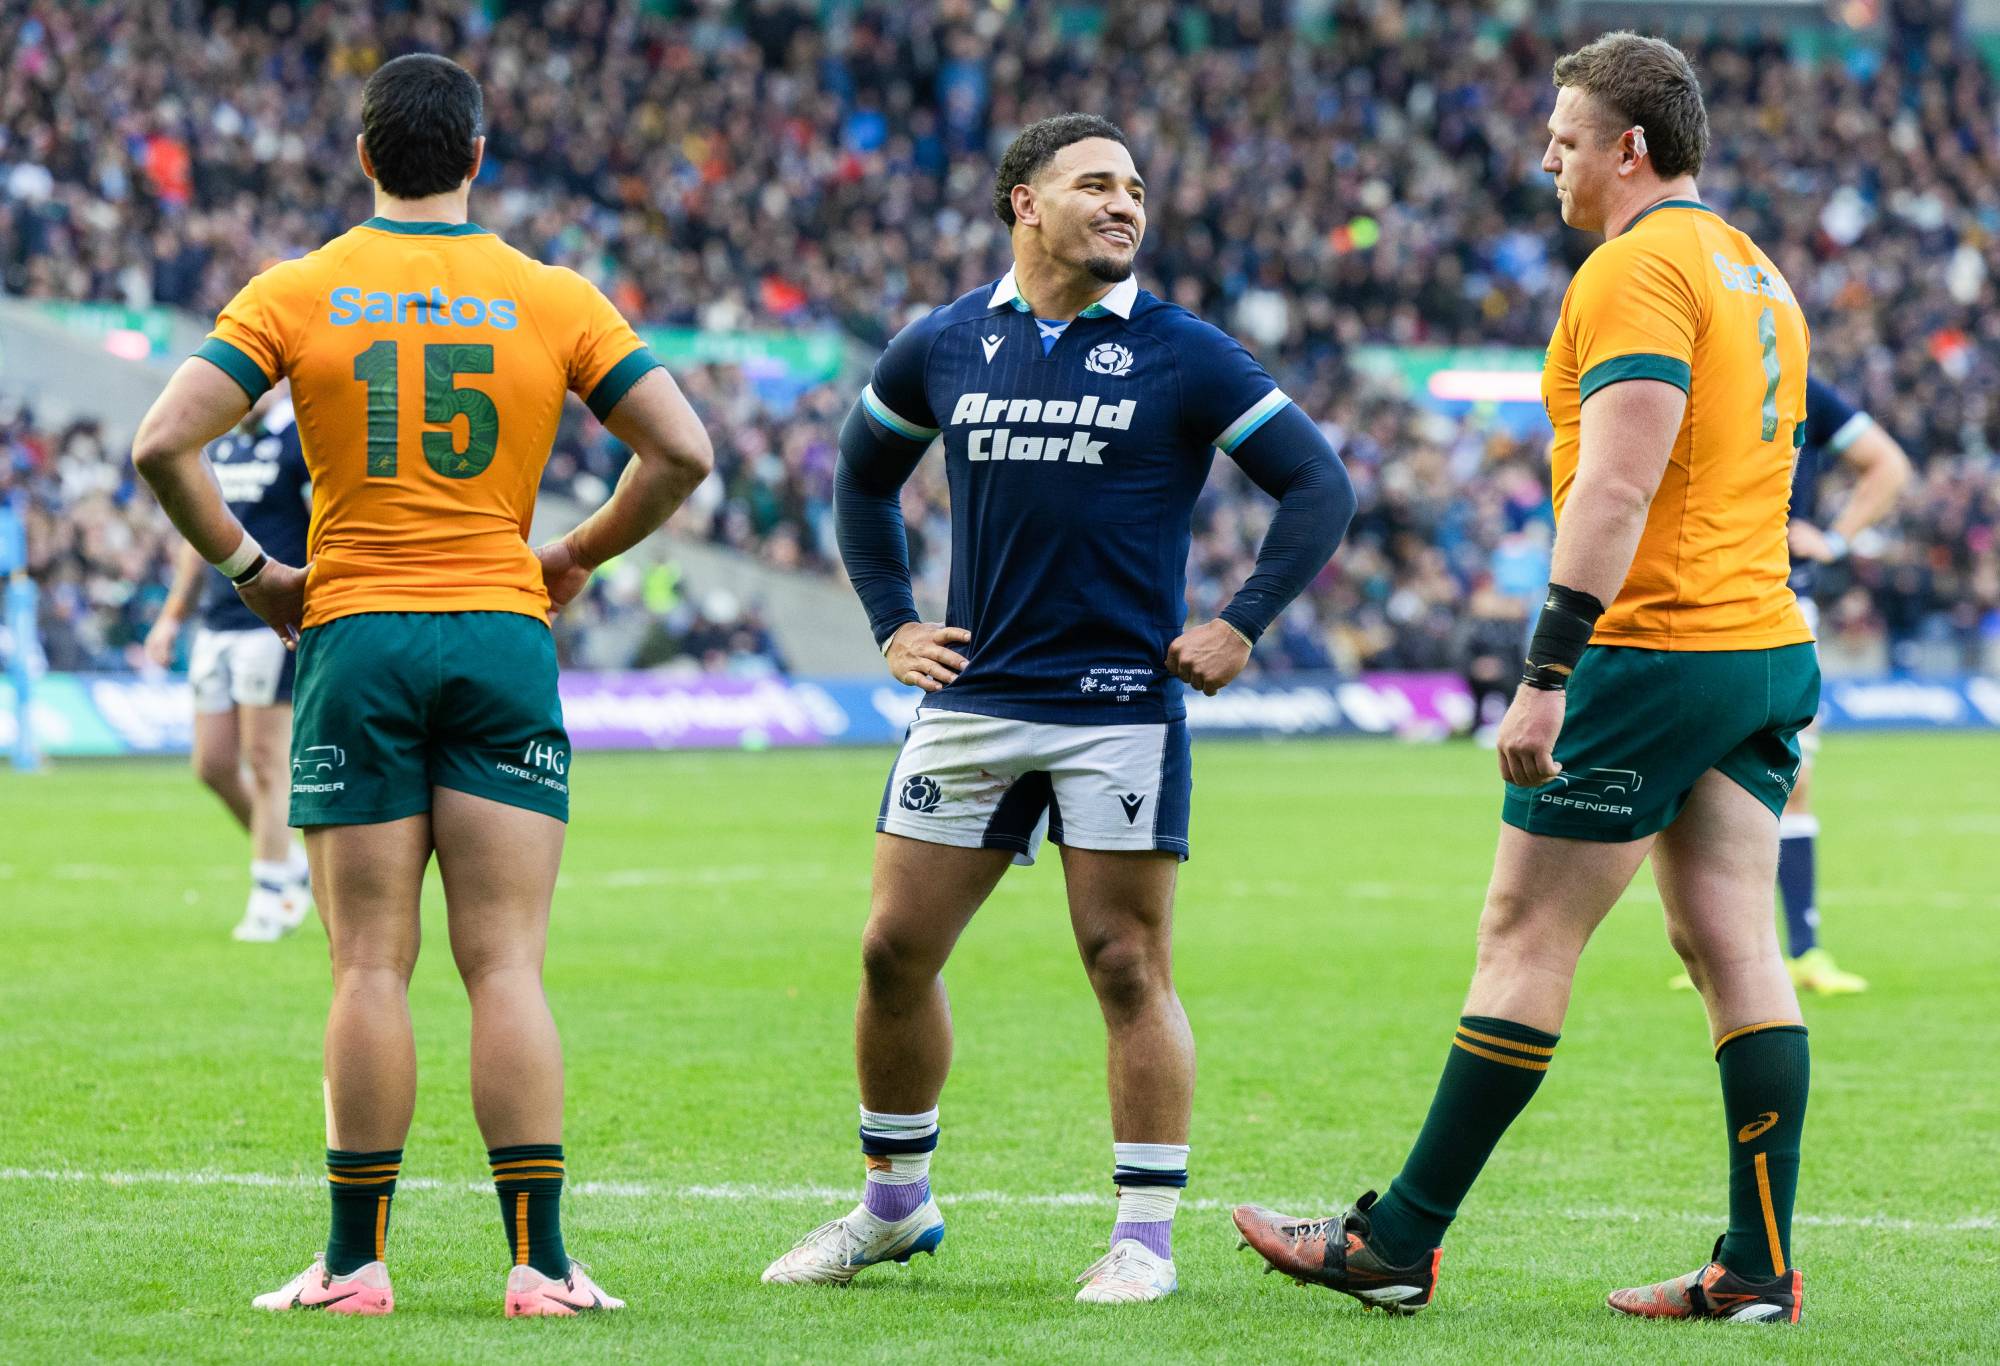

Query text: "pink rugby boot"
[252, 1254, 394, 1314]
[504, 1260, 625, 1316]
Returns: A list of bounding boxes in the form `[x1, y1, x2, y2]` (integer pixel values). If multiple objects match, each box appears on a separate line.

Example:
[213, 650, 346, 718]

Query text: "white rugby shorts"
[876, 708, 1192, 864]
[189, 626, 294, 715]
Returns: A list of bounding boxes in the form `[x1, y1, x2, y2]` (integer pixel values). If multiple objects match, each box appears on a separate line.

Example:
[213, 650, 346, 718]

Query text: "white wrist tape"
[212, 532, 263, 579]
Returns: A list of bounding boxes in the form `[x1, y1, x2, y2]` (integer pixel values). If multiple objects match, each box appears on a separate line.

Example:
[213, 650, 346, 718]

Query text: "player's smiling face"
[1543, 87, 1616, 232]
[1030, 138, 1147, 282]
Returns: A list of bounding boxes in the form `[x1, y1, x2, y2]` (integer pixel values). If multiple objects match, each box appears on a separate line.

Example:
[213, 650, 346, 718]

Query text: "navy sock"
[1777, 817, 1818, 957]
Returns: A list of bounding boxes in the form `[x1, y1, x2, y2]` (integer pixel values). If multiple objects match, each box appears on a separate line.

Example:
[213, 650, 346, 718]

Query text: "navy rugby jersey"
[838, 270, 1350, 724]
[199, 399, 311, 631]
[1789, 377, 1873, 596]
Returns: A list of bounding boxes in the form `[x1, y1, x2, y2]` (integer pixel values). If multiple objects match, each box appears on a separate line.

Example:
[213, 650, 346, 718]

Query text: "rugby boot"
[1232, 1191, 1441, 1314]
[1608, 1236, 1802, 1323]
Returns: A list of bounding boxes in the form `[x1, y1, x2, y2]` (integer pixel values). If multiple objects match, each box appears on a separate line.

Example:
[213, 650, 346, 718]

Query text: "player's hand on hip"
[1166, 619, 1252, 696]
[1787, 520, 1839, 563]
[1496, 684, 1566, 787]
[886, 622, 970, 693]
[234, 559, 307, 650]
[533, 536, 595, 613]
[142, 611, 183, 668]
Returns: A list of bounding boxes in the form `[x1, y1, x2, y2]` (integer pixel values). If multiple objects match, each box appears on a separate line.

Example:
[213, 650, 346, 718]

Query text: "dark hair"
[361, 54, 483, 199]
[991, 113, 1128, 227]
[1552, 32, 1709, 179]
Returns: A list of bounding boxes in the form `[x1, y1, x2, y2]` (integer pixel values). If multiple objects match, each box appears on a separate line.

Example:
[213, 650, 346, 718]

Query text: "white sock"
[251, 859, 290, 892]
[1111, 1142, 1188, 1224]
[285, 840, 310, 883]
[859, 1106, 937, 1186]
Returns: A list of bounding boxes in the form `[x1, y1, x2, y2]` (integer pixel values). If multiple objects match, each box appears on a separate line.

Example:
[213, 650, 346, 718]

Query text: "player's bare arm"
[132, 357, 307, 645]
[1790, 421, 1912, 563]
[1497, 377, 1683, 787]
[143, 539, 207, 668]
[535, 367, 715, 611]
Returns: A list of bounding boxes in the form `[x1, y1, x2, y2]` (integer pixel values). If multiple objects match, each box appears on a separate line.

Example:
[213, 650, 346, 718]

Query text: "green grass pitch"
[5, 733, 1996, 1363]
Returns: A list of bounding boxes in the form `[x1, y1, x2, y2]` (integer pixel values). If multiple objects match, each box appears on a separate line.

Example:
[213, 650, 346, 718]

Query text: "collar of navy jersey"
[987, 269, 1138, 320]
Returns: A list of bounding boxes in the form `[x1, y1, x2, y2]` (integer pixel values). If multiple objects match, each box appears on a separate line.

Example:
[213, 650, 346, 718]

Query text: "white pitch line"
[4, 1168, 1991, 1233]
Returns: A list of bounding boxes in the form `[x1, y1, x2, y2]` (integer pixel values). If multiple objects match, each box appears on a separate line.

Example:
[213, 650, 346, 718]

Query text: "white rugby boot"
[1075, 1239, 1178, 1303]
[761, 1200, 945, 1285]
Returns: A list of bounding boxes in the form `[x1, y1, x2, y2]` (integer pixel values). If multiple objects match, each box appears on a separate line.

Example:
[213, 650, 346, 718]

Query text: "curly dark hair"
[991, 113, 1128, 227]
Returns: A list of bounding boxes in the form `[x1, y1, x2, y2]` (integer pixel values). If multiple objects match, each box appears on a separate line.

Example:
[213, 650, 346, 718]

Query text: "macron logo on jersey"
[328, 286, 519, 329]
[948, 390, 1135, 465]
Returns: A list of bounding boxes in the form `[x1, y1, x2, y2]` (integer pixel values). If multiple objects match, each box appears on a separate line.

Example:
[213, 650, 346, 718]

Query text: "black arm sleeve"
[1216, 402, 1355, 643]
[833, 398, 930, 648]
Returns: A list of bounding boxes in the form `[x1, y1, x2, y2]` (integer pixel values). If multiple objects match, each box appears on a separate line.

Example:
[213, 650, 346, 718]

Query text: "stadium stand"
[1, 0, 1994, 680]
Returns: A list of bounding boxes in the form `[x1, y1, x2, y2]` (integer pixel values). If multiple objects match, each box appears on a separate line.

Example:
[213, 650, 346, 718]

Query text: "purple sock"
[1111, 1219, 1172, 1260]
[863, 1178, 929, 1222]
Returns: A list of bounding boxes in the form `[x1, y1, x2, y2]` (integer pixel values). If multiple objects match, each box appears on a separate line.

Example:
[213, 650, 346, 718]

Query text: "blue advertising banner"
[5, 671, 1997, 759]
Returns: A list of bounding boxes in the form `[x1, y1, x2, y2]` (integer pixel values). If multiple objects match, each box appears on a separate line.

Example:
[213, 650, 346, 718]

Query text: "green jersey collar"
[360, 217, 490, 237]
[1618, 198, 1716, 236]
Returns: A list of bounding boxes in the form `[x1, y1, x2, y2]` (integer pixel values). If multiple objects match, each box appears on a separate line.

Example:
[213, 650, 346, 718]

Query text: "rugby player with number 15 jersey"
[133, 54, 714, 1318]
[762, 114, 1355, 1303]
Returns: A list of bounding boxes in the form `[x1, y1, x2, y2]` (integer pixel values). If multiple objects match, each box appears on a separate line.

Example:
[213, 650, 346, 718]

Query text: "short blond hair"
[1553, 32, 1709, 178]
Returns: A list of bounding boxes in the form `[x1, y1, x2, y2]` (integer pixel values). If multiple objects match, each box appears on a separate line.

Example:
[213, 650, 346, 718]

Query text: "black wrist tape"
[229, 553, 269, 587]
[1522, 584, 1606, 691]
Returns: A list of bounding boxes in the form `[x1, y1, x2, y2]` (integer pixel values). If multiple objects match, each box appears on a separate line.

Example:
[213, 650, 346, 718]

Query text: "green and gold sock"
[1715, 1021, 1809, 1280]
[1366, 1016, 1560, 1265]
[325, 1148, 401, 1274]
[491, 1144, 568, 1278]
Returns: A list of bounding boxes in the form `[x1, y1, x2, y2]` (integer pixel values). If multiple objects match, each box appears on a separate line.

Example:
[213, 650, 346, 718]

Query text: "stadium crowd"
[2, 0, 1996, 679]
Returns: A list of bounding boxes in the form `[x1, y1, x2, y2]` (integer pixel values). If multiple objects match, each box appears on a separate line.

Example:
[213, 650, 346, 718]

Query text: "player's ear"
[1010, 183, 1039, 228]
[1619, 125, 1648, 175]
[466, 136, 487, 187]
[355, 134, 375, 184]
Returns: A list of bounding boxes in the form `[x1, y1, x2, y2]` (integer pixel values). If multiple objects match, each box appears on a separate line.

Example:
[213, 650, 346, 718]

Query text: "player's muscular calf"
[885, 622, 971, 693]
[1166, 619, 1251, 696]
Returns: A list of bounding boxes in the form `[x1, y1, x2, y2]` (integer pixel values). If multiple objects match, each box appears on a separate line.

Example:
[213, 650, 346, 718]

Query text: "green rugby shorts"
[289, 611, 571, 827]
[1501, 643, 1819, 843]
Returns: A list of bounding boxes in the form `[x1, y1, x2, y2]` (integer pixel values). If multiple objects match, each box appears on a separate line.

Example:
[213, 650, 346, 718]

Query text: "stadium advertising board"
[8, 672, 1998, 758]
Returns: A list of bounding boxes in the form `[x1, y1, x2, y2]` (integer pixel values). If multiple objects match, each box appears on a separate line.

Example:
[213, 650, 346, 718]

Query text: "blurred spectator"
[2, 0, 1995, 677]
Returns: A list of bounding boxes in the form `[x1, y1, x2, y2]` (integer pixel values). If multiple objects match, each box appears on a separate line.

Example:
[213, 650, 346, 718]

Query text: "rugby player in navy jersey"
[761, 114, 1354, 1302]
[145, 385, 314, 941]
[1668, 376, 1910, 995]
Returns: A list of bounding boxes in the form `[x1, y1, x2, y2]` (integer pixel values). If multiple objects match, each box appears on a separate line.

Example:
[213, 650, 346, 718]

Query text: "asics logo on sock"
[1736, 1111, 1780, 1142]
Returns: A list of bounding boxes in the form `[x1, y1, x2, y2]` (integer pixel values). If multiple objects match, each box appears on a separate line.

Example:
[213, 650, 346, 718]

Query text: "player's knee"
[243, 736, 290, 791]
[1080, 932, 1168, 1019]
[455, 949, 541, 994]
[859, 925, 935, 1002]
[192, 750, 239, 793]
[1474, 883, 1541, 955]
[1664, 921, 1704, 972]
[331, 951, 417, 991]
